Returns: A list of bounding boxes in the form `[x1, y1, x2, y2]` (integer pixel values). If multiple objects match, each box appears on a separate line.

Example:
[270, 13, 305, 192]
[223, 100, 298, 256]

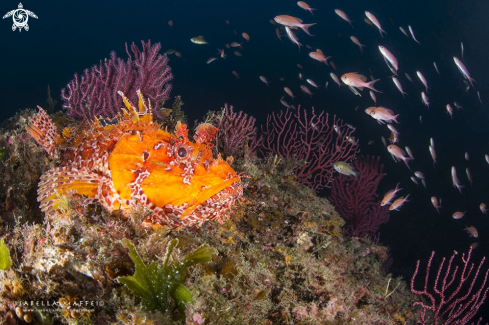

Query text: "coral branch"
[411, 247, 489, 325]
[61, 40, 172, 121]
[261, 106, 359, 190]
[213, 104, 259, 158]
[330, 155, 389, 238]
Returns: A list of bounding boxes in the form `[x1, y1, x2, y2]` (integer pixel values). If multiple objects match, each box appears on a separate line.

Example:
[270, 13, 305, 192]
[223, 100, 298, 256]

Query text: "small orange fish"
[217, 48, 227, 59]
[234, 50, 242, 57]
[387, 145, 412, 170]
[285, 26, 302, 51]
[242, 32, 250, 42]
[481, 203, 487, 215]
[230, 42, 242, 47]
[451, 166, 464, 194]
[365, 106, 399, 124]
[431, 197, 441, 214]
[350, 36, 365, 54]
[392, 77, 407, 97]
[232, 70, 240, 79]
[275, 28, 283, 42]
[389, 194, 410, 211]
[309, 49, 331, 65]
[284, 87, 296, 100]
[379, 46, 398, 74]
[452, 211, 466, 219]
[365, 11, 387, 37]
[300, 85, 313, 97]
[381, 183, 402, 206]
[297, 1, 316, 15]
[341, 73, 381, 93]
[259, 76, 270, 86]
[464, 225, 478, 238]
[274, 15, 316, 36]
[421, 92, 430, 107]
[168, 20, 173, 28]
[335, 9, 353, 28]
[26, 91, 242, 230]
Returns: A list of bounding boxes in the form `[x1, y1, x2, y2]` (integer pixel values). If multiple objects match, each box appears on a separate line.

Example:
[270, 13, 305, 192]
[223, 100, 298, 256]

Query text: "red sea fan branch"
[61, 40, 172, 121]
[213, 104, 259, 158]
[411, 247, 489, 325]
[261, 106, 359, 191]
[330, 155, 390, 238]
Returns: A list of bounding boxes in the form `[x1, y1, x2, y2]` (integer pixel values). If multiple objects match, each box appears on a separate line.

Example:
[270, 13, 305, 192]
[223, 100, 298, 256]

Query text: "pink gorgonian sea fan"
[61, 40, 173, 121]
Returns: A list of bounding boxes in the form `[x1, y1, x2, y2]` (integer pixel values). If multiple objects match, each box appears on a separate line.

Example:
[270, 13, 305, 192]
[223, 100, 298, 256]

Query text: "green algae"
[117, 238, 217, 320]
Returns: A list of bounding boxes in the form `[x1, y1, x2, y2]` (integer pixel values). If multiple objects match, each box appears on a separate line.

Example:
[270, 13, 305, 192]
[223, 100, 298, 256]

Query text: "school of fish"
[170, 2, 484, 240]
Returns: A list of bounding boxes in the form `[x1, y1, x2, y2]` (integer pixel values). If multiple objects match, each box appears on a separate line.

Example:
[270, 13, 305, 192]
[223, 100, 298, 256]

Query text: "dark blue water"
[2, 0, 489, 320]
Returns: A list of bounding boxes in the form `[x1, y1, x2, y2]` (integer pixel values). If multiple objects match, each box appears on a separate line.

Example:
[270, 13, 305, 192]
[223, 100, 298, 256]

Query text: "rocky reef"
[0, 104, 422, 324]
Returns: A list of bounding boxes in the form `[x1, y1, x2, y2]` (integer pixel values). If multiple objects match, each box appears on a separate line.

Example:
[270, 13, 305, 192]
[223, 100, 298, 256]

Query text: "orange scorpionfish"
[26, 90, 243, 230]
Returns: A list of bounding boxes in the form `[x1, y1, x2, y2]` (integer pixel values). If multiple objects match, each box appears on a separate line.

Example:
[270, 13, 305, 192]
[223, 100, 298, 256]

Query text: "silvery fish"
[333, 161, 360, 180]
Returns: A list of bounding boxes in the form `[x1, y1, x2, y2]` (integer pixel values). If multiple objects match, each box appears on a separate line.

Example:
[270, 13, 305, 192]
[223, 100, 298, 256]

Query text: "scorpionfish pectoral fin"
[37, 167, 120, 216]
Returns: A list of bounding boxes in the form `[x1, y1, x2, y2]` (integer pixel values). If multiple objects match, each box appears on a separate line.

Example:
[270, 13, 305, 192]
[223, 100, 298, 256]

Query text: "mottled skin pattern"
[27, 90, 242, 230]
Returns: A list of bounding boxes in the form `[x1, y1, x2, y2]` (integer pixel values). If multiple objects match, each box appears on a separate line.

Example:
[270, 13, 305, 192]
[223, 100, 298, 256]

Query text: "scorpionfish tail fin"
[26, 106, 61, 159]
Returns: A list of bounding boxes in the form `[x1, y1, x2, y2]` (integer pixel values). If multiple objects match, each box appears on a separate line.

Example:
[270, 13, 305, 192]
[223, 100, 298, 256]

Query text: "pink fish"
[431, 197, 442, 214]
[300, 85, 313, 97]
[387, 144, 412, 170]
[466, 167, 473, 186]
[335, 9, 353, 28]
[309, 49, 330, 65]
[452, 211, 465, 219]
[341, 73, 381, 93]
[389, 194, 410, 211]
[365, 11, 387, 37]
[415, 171, 426, 188]
[429, 145, 437, 168]
[297, 1, 316, 15]
[285, 26, 302, 51]
[446, 104, 454, 119]
[381, 183, 402, 206]
[451, 166, 464, 194]
[481, 203, 487, 215]
[274, 15, 316, 36]
[408, 25, 421, 45]
[405, 146, 414, 160]
[365, 106, 399, 124]
[350, 36, 365, 54]
[330, 73, 341, 89]
[370, 91, 377, 104]
[421, 92, 430, 108]
[417, 71, 429, 93]
[379, 46, 398, 75]
[306, 79, 319, 89]
[392, 77, 407, 97]
[260, 76, 270, 86]
[284, 87, 296, 100]
[454, 57, 476, 88]
[464, 225, 478, 238]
